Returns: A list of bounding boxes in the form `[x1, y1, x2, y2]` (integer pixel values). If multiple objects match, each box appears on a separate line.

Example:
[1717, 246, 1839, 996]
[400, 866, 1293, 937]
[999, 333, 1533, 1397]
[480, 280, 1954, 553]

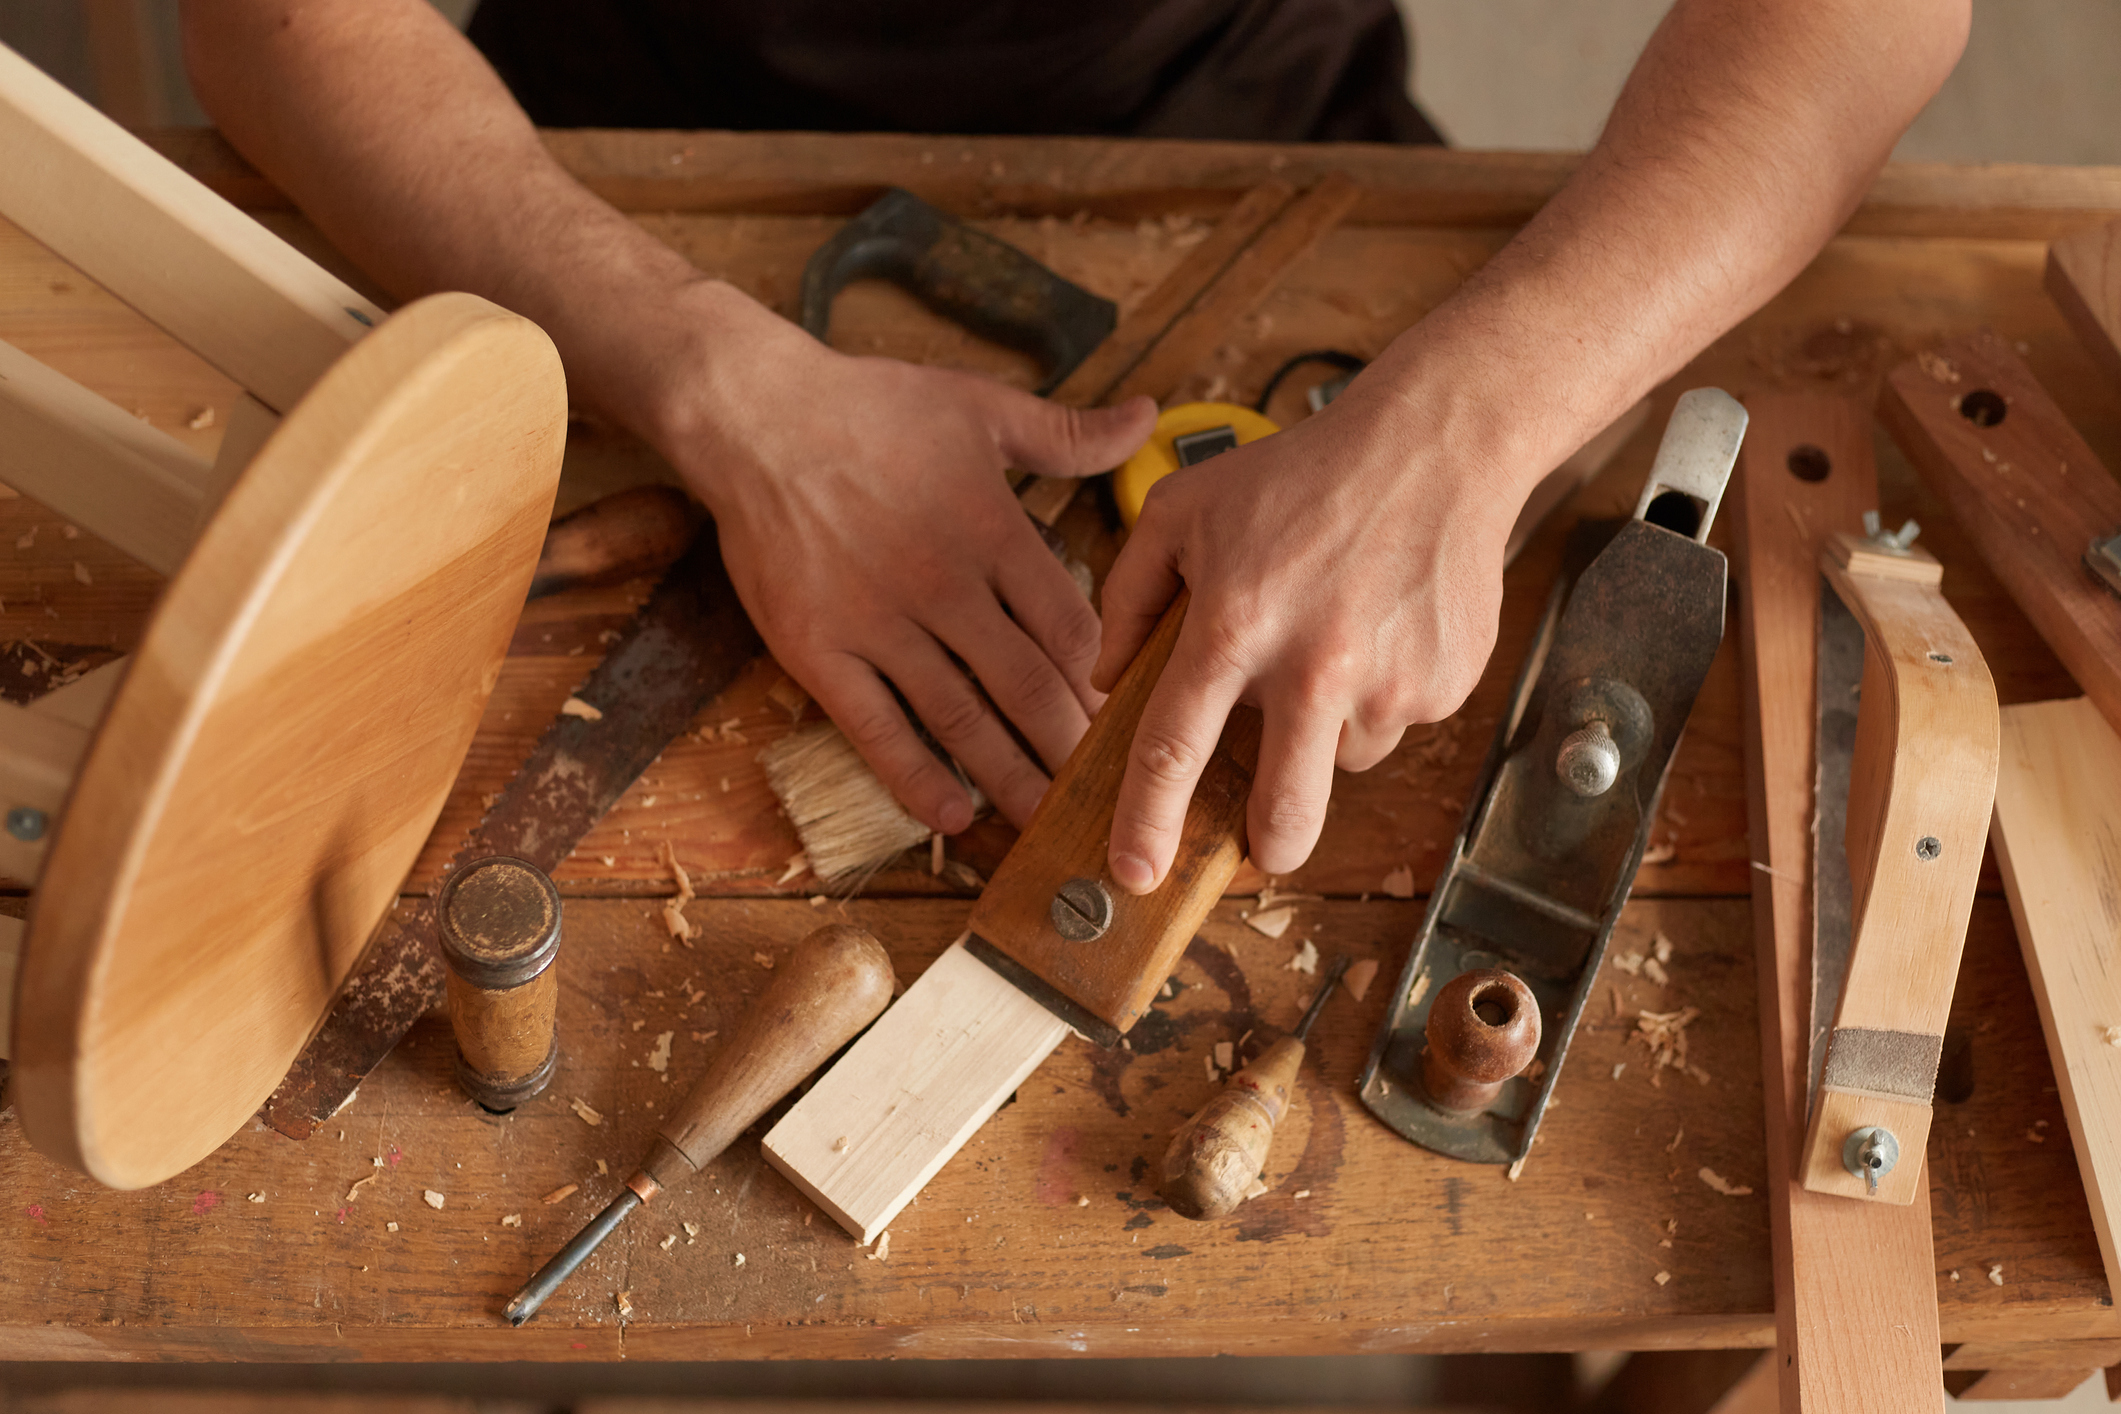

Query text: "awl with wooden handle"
[505, 924, 896, 1325]
[764, 589, 1262, 1244]
[1160, 954, 1348, 1220]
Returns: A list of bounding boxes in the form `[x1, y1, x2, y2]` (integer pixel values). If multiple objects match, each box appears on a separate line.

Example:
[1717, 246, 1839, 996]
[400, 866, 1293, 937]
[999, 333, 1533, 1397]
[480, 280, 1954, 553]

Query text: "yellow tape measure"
[1114, 402, 1280, 528]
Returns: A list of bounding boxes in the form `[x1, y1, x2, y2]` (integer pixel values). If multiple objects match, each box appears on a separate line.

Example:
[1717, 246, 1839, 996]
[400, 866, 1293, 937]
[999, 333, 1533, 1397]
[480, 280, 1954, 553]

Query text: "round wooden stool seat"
[9, 292, 565, 1189]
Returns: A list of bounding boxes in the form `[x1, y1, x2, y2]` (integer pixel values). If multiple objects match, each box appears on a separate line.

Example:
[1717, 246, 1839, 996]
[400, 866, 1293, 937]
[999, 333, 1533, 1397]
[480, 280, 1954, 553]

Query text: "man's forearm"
[179, 0, 736, 448]
[1365, 0, 1969, 502]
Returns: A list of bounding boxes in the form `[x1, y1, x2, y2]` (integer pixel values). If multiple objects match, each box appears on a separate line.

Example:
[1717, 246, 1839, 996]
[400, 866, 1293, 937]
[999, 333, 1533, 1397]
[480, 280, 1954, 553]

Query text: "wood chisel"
[1159, 954, 1348, 1220]
[505, 924, 896, 1325]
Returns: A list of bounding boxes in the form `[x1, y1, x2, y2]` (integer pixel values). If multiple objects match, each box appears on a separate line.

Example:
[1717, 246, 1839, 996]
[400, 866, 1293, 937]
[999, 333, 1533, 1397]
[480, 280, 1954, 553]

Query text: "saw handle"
[640, 925, 897, 1186]
[529, 485, 700, 599]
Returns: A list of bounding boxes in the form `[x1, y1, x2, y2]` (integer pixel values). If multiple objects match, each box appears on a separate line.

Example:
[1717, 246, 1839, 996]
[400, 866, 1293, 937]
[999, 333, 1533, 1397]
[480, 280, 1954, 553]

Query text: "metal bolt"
[5, 806, 47, 842]
[1861, 510, 1922, 554]
[1050, 877, 1113, 942]
[1916, 836, 1942, 860]
[1555, 719, 1621, 798]
[1842, 1125, 1901, 1196]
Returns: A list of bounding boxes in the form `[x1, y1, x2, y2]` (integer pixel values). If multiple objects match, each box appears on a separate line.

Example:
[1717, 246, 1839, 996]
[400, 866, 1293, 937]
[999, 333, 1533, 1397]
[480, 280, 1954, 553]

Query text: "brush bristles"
[760, 723, 936, 882]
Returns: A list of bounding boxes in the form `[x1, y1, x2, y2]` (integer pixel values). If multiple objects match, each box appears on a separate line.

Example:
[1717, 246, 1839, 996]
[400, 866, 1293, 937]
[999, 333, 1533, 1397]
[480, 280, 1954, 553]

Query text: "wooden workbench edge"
[2, 1305, 2110, 1362]
[142, 128, 2121, 240]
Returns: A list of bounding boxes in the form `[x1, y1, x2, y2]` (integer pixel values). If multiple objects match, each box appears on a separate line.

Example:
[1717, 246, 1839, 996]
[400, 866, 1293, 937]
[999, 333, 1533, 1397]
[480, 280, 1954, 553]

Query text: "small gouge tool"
[1159, 954, 1348, 1220]
[505, 924, 895, 1325]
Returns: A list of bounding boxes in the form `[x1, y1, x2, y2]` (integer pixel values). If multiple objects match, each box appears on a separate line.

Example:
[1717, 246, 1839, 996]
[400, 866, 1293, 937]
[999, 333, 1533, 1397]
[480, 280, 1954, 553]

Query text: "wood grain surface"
[12, 293, 567, 1190]
[2047, 216, 2121, 389]
[0, 133, 2118, 1363]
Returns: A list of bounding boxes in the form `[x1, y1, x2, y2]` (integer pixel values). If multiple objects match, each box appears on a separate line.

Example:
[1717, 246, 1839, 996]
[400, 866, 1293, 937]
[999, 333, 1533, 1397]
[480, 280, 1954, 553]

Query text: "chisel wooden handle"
[529, 485, 700, 599]
[639, 924, 896, 1187]
[968, 589, 1262, 1035]
[1159, 1035, 1304, 1219]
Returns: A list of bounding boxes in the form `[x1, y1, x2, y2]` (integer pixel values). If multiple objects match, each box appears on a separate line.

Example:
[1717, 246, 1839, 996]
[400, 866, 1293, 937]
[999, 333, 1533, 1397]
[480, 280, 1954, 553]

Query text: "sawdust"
[734, 1252, 747, 1268]
[561, 696, 603, 721]
[1918, 350, 1962, 384]
[423, 1190, 445, 1210]
[616, 1291, 634, 1318]
[660, 1234, 677, 1252]
[1630, 1006, 1701, 1081]
[1342, 958, 1379, 1001]
[501, 1214, 521, 1227]
[647, 1031, 674, 1073]
[1613, 951, 1644, 976]
[658, 841, 696, 945]
[246, 1192, 265, 1203]
[1643, 958, 1669, 986]
[684, 1222, 700, 1243]
[753, 951, 775, 969]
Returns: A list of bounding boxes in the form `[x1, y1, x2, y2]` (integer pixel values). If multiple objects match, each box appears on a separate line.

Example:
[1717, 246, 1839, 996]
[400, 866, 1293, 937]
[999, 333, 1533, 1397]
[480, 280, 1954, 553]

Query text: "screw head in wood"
[5, 806, 46, 841]
[1050, 877, 1112, 942]
[1916, 836, 1942, 861]
[1842, 1125, 1899, 1195]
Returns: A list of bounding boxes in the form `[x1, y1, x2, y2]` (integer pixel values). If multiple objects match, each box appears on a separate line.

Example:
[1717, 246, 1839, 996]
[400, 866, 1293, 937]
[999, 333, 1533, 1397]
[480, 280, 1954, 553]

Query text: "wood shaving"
[692, 1030, 718, 1042]
[833, 1136, 850, 1152]
[1666, 1125, 1685, 1153]
[1408, 972, 1431, 1008]
[647, 1031, 673, 1073]
[1204, 1054, 1219, 1083]
[658, 841, 696, 944]
[1698, 1167, 1754, 1197]
[1988, 1263, 2004, 1286]
[931, 834, 945, 876]
[1630, 1006, 1701, 1079]
[1654, 1271, 1671, 1286]
[2026, 1128, 2046, 1143]
[561, 696, 603, 721]
[733, 1252, 746, 1268]
[867, 1230, 890, 1261]
[684, 1222, 700, 1243]
[423, 1190, 445, 1210]
[346, 1170, 382, 1202]
[1076, 1196, 1089, 1207]
[501, 1214, 521, 1227]
[246, 1192, 265, 1203]
[1341, 958, 1379, 1002]
[660, 1233, 677, 1252]
[1243, 1178, 1270, 1200]
[1640, 841, 1676, 865]
[1284, 938, 1319, 974]
[1246, 906, 1296, 939]
[386, 1221, 399, 1232]
[1381, 866, 1415, 898]
[776, 851, 810, 886]
[13, 527, 31, 549]
[766, 675, 811, 720]
[1613, 951, 1644, 975]
[1653, 933, 1674, 964]
[754, 951, 775, 969]
[2106, 1025, 2121, 1047]
[542, 1183, 579, 1205]
[72, 562, 91, 585]
[1643, 958, 1669, 986]
[1506, 1157, 1527, 1182]
[1294, 1189, 1311, 1199]
[188, 406, 216, 429]
[615, 1291, 634, 1318]
[1214, 1041, 1234, 1071]
[943, 860, 984, 890]
[1611, 1063, 1626, 1080]
[569, 1098, 603, 1127]
[597, 1160, 608, 1175]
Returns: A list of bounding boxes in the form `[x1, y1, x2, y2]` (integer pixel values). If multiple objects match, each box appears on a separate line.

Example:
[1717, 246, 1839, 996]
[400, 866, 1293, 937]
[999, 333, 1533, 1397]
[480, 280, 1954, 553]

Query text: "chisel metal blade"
[1809, 577, 1865, 1114]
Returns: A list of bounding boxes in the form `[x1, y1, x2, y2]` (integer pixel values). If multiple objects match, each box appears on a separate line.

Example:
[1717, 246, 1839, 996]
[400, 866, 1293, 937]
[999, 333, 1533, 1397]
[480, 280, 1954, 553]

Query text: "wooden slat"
[143, 128, 2121, 240]
[1730, 391, 1944, 1412]
[1944, 1367, 2096, 1400]
[1944, 1337, 2121, 1370]
[1990, 696, 2121, 1308]
[1879, 329, 2121, 745]
[0, 335, 210, 574]
[2048, 217, 2121, 390]
[0, 45, 378, 412]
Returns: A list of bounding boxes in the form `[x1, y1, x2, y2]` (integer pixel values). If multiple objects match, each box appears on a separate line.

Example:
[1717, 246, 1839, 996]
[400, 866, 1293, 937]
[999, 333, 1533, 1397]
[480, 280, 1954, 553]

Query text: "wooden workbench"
[0, 131, 2117, 1370]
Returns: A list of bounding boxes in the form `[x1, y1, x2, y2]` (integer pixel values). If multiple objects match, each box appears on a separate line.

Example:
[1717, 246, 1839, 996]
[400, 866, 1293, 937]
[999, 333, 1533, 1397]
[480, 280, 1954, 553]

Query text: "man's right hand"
[650, 280, 1155, 834]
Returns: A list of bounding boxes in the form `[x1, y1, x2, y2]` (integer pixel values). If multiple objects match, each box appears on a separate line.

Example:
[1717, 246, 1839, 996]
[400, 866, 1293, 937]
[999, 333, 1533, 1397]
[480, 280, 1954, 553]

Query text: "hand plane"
[1358, 389, 1746, 1165]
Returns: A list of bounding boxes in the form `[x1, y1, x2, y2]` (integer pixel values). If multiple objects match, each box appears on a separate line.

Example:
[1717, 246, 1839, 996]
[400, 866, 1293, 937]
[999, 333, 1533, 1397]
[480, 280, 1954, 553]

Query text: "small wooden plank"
[761, 939, 1071, 1245]
[2048, 217, 2121, 390]
[0, 45, 378, 412]
[1879, 329, 2121, 745]
[1944, 1367, 2096, 1400]
[1729, 391, 1945, 1412]
[1991, 696, 2121, 1308]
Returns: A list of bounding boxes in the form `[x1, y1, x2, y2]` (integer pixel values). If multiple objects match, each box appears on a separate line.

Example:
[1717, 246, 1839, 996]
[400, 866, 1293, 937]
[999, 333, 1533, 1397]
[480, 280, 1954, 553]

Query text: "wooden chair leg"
[0, 41, 379, 413]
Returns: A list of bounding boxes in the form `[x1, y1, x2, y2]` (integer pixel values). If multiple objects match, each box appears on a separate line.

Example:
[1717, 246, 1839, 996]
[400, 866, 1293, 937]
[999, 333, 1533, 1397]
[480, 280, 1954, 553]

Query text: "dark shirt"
[467, 0, 1441, 143]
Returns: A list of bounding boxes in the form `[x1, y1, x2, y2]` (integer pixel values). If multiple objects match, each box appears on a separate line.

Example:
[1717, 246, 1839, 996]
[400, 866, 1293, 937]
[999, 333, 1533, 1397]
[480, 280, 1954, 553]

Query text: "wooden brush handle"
[641, 924, 897, 1186]
[1159, 1036, 1304, 1220]
[968, 591, 1262, 1035]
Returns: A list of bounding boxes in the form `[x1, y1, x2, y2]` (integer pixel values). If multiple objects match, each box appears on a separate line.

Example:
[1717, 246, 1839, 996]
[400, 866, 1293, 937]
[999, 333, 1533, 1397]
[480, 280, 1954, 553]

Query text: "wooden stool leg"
[0, 41, 379, 413]
[0, 913, 19, 1058]
[0, 336, 211, 575]
[0, 662, 127, 889]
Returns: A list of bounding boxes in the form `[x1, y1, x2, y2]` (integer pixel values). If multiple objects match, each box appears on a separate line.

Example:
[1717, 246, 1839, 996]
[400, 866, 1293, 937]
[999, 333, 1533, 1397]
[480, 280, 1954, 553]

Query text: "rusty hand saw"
[1357, 388, 1746, 1166]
